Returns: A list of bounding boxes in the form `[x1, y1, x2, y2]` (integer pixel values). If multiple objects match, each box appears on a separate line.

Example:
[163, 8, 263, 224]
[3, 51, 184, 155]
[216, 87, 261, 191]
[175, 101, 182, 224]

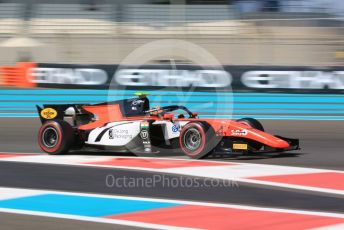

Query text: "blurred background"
[0, 0, 343, 66]
[0, 0, 343, 121]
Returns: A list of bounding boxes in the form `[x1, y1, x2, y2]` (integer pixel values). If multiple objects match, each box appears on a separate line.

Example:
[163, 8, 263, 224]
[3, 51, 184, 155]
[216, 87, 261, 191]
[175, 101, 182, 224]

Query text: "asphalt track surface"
[1, 118, 344, 229]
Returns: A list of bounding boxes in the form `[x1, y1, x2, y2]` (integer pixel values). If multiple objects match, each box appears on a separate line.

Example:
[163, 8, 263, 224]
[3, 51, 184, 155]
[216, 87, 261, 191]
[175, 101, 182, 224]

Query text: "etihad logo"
[40, 108, 58, 119]
[241, 71, 344, 89]
[115, 69, 232, 88]
[30, 68, 108, 85]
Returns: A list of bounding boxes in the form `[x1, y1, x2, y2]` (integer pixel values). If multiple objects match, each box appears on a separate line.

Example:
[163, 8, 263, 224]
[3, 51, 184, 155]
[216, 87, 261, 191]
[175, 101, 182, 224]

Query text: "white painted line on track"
[0, 188, 44, 201]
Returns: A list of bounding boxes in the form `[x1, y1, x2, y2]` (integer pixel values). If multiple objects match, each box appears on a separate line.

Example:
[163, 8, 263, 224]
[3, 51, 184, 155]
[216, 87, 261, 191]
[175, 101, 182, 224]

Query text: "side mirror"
[163, 113, 174, 120]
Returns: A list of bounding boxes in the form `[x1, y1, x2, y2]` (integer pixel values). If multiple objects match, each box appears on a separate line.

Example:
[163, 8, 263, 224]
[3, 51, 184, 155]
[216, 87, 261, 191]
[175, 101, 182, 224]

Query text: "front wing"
[213, 136, 300, 155]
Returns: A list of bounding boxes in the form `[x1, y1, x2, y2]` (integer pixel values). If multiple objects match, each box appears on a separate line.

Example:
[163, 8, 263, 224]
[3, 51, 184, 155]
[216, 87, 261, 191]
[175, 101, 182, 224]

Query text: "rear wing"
[36, 96, 150, 124]
[36, 104, 83, 124]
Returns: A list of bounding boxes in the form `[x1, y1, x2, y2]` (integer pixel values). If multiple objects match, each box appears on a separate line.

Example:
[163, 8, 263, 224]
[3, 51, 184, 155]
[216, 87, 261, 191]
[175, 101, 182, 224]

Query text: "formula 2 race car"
[36, 94, 299, 159]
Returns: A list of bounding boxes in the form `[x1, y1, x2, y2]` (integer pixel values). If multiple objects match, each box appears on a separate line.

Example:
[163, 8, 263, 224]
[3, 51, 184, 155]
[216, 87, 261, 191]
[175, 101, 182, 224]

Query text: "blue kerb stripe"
[0, 194, 179, 217]
[0, 89, 344, 120]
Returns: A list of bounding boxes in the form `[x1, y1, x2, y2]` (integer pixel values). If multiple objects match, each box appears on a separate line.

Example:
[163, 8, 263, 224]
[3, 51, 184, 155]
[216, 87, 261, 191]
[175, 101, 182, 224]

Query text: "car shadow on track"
[68, 147, 182, 157]
[67, 148, 303, 161]
[206, 152, 303, 161]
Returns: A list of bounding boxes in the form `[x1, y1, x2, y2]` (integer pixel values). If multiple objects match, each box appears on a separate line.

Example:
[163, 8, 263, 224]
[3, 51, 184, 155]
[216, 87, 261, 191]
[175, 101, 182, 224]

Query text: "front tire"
[179, 122, 216, 159]
[38, 120, 75, 155]
[237, 117, 264, 132]
[237, 117, 264, 150]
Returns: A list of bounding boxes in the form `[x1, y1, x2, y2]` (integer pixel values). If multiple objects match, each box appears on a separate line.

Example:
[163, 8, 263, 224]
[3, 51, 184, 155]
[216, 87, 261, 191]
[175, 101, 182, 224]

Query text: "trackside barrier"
[2, 62, 344, 93]
[35, 63, 344, 93]
[0, 62, 37, 88]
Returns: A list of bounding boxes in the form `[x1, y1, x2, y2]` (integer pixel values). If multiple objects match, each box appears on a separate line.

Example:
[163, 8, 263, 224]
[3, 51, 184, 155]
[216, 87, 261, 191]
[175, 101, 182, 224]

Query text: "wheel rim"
[183, 128, 202, 151]
[42, 127, 59, 148]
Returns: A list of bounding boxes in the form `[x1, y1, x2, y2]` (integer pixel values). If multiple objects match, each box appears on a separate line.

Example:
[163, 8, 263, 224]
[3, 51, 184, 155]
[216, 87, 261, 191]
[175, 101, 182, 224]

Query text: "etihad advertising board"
[30, 63, 344, 93]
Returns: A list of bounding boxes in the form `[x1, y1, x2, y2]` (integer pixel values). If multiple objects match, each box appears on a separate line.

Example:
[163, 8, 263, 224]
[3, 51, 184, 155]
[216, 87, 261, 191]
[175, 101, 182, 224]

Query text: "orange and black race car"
[36, 94, 300, 159]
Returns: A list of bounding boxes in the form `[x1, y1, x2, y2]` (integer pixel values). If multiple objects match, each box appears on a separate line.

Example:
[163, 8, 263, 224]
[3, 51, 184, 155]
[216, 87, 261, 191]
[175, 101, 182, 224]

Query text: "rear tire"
[179, 122, 217, 159]
[38, 120, 75, 155]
